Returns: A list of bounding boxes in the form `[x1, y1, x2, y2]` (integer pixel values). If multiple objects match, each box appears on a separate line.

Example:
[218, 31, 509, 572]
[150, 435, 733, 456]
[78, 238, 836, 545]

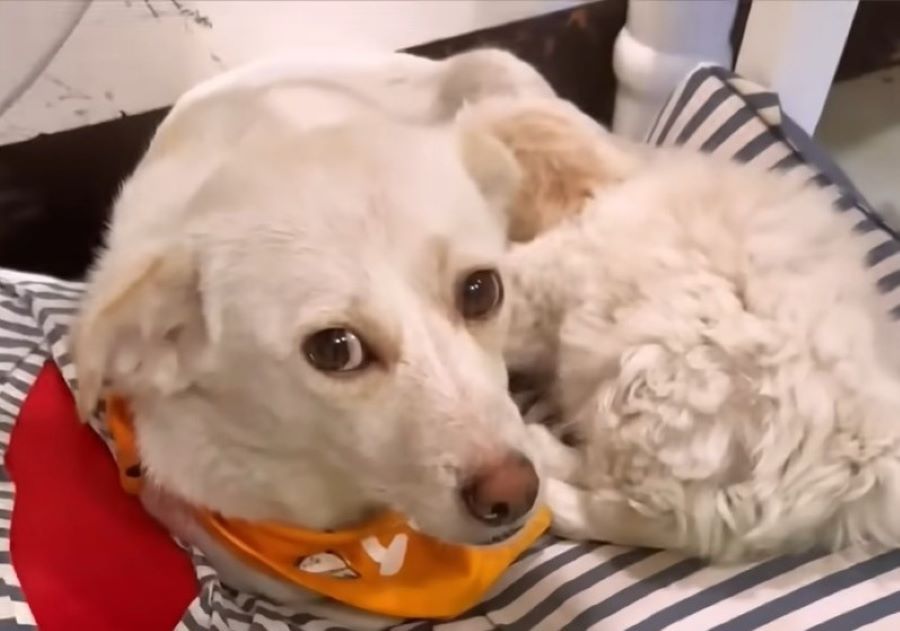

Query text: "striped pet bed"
[2, 66, 900, 631]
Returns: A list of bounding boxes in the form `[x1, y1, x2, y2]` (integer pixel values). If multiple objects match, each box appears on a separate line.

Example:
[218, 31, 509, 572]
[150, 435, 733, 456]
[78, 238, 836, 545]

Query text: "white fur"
[497, 104, 900, 561]
[72, 50, 552, 625]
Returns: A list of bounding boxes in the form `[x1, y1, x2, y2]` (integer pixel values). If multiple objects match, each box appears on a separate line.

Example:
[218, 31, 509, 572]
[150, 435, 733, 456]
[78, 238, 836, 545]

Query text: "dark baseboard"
[0, 110, 167, 280]
[0, 0, 624, 280]
[835, 0, 900, 82]
[407, 0, 626, 125]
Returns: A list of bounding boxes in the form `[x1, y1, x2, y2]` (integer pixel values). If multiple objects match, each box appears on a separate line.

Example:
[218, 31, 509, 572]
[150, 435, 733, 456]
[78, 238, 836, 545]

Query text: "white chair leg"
[735, 0, 858, 135]
[612, 0, 738, 140]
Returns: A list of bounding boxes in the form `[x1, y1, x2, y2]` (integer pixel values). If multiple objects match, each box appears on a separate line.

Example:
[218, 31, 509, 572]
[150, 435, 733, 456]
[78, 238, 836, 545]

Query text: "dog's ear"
[72, 245, 207, 420]
[458, 98, 646, 242]
[458, 123, 523, 215]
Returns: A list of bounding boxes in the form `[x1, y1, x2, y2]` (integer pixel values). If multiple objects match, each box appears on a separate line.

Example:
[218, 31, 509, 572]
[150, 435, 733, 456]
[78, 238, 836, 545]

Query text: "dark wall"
[834, 0, 900, 82]
[408, 0, 626, 126]
[0, 110, 167, 280]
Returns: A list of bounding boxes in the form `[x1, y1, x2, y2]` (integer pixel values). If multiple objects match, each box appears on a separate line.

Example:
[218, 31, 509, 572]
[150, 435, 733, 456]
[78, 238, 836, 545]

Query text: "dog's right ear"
[458, 123, 523, 216]
[457, 98, 646, 242]
[72, 245, 207, 420]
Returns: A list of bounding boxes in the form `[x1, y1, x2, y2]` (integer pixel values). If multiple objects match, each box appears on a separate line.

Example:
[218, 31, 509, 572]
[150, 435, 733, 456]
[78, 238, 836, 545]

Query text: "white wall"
[0, 0, 586, 144]
[736, 0, 858, 134]
[0, 1, 88, 118]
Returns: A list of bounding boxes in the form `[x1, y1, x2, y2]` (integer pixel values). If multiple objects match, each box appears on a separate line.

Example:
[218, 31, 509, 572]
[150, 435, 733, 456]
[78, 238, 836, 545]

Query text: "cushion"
[1, 66, 900, 631]
[648, 66, 900, 326]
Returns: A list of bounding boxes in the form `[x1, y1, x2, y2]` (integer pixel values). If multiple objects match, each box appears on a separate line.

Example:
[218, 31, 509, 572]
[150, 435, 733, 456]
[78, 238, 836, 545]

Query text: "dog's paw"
[543, 478, 683, 550]
[509, 374, 563, 426]
[528, 423, 581, 482]
[543, 478, 595, 541]
[520, 393, 560, 426]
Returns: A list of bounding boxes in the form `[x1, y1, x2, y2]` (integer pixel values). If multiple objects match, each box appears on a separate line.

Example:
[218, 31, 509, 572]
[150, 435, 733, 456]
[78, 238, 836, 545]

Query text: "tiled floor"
[816, 66, 900, 229]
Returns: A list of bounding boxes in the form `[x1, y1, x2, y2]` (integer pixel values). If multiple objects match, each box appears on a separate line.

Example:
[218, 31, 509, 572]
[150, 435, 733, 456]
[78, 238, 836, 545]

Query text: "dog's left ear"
[71, 244, 207, 420]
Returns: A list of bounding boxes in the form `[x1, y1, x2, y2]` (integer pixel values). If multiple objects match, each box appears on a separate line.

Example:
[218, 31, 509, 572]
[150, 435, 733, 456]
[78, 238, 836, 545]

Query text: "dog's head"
[72, 66, 553, 546]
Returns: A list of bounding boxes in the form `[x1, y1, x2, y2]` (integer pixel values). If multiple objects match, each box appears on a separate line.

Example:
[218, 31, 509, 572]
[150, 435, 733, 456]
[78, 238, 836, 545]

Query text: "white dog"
[74, 45, 898, 625]
[72, 50, 556, 628]
[470, 95, 900, 563]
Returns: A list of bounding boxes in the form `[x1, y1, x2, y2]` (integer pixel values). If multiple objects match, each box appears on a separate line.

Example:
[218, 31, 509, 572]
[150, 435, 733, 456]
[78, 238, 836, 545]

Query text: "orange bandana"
[105, 396, 550, 619]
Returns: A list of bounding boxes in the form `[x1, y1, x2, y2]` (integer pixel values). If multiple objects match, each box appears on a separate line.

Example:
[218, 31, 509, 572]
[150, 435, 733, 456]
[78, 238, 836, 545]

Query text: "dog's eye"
[457, 269, 504, 320]
[303, 328, 370, 373]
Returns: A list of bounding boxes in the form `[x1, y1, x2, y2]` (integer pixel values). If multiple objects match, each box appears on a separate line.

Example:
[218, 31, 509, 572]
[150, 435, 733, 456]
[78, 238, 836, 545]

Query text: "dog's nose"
[461, 452, 539, 525]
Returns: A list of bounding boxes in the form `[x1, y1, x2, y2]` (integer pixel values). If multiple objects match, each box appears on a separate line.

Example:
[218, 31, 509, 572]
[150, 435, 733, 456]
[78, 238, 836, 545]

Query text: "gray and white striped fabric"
[0, 270, 83, 631]
[1, 66, 900, 630]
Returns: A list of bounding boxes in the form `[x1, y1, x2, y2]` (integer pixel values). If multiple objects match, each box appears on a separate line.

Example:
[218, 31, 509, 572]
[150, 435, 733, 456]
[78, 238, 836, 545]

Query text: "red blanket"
[5, 362, 197, 631]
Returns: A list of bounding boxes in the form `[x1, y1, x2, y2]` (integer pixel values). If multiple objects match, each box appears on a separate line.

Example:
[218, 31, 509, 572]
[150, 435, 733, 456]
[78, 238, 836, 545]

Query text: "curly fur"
[480, 98, 900, 562]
